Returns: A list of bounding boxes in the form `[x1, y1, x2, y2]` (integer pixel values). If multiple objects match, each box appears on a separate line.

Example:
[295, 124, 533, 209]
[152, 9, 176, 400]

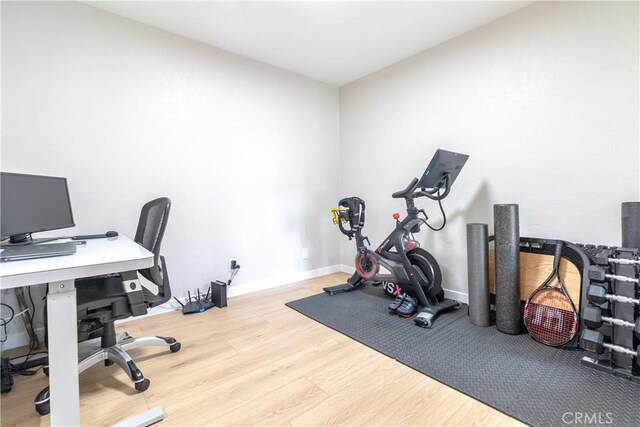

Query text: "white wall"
[1, 1, 340, 346]
[339, 1, 639, 298]
[2, 1, 638, 347]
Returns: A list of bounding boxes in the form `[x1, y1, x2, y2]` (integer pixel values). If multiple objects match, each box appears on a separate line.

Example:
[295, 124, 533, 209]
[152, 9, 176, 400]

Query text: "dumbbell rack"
[581, 247, 639, 383]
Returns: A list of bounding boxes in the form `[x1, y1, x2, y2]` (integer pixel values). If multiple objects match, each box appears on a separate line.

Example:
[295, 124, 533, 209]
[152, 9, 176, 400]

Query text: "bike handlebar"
[394, 173, 450, 206]
[391, 177, 419, 199]
[415, 174, 451, 201]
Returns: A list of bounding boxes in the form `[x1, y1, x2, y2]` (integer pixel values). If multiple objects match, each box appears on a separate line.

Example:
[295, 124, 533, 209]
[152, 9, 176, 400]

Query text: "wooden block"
[488, 250, 581, 310]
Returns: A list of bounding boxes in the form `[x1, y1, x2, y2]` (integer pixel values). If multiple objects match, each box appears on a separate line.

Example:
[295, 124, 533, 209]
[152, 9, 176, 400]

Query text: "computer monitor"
[417, 149, 469, 189]
[1, 172, 75, 244]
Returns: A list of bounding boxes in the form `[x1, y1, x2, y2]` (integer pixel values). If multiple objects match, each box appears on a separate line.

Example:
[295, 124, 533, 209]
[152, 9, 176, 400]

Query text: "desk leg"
[48, 280, 80, 426]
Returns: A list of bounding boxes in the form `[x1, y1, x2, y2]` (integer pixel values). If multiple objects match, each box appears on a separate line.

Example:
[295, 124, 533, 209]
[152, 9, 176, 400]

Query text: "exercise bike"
[324, 149, 469, 327]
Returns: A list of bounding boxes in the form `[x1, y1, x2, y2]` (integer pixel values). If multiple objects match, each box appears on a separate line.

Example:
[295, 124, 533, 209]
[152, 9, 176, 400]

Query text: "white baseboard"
[227, 264, 343, 298]
[124, 264, 346, 321]
[339, 264, 353, 273]
[443, 288, 469, 304]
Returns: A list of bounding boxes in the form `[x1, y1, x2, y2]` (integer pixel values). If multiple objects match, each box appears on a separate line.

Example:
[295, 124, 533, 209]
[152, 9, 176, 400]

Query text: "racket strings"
[524, 290, 577, 346]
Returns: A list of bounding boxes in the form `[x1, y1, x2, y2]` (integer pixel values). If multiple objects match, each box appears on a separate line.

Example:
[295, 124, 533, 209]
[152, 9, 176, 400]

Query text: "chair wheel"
[135, 378, 150, 392]
[169, 342, 181, 353]
[35, 401, 50, 416]
[43, 366, 49, 376]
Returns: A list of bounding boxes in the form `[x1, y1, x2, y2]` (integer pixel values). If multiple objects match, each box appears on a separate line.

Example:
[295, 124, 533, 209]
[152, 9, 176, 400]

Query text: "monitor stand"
[9, 233, 31, 244]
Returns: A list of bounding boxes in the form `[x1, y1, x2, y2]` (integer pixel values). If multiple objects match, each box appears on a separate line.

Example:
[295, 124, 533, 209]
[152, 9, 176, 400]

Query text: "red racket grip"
[553, 241, 563, 270]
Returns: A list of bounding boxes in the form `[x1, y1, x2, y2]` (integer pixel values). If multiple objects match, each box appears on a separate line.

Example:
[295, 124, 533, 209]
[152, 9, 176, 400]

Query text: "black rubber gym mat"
[286, 285, 640, 427]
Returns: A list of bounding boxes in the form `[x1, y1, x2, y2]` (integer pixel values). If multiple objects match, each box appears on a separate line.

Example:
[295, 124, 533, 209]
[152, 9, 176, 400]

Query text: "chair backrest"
[134, 197, 171, 305]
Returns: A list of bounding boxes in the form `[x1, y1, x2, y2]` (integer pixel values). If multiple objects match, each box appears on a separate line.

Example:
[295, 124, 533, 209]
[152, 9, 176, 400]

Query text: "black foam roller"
[621, 202, 640, 250]
[493, 204, 521, 335]
[467, 223, 491, 327]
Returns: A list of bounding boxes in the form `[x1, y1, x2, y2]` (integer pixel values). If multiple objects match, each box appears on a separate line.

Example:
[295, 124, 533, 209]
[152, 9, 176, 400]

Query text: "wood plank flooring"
[0, 273, 523, 426]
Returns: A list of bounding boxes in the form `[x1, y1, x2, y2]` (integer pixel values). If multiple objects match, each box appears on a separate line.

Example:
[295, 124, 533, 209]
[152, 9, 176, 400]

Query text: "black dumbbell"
[587, 284, 640, 306]
[582, 305, 640, 337]
[594, 250, 614, 266]
[588, 266, 608, 282]
[580, 330, 639, 366]
[587, 266, 639, 284]
[595, 250, 640, 266]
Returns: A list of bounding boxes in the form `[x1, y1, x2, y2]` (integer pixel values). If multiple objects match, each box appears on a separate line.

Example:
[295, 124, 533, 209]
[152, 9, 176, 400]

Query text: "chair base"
[35, 331, 180, 416]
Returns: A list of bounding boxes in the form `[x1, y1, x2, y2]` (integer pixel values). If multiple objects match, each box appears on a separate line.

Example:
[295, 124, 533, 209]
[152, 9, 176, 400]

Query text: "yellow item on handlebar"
[331, 208, 347, 224]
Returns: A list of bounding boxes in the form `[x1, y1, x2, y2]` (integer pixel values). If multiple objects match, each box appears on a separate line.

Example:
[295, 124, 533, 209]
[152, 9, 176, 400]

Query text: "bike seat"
[392, 177, 419, 199]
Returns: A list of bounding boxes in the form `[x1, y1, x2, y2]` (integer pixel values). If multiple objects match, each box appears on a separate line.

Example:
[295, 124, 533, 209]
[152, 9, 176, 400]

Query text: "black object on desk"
[71, 231, 118, 240]
[0, 172, 75, 245]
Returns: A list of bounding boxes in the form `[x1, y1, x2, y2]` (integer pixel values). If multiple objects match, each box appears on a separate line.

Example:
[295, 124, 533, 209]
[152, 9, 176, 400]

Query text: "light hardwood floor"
[0, 273, 523, 426]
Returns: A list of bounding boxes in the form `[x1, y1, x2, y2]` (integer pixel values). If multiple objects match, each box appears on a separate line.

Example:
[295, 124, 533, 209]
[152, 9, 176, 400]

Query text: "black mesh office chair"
[34, 197, 181, 416]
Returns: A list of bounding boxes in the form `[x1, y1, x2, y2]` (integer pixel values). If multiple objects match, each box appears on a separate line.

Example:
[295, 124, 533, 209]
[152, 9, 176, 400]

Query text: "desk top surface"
[0, 236, 153, 289]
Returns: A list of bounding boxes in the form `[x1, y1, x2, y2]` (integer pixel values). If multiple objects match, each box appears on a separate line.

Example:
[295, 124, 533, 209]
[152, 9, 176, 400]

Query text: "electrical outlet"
[301, 248, 309, 259]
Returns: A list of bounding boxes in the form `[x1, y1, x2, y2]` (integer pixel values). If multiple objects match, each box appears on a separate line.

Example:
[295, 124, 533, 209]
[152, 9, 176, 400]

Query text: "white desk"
[0, 236, 153, 426]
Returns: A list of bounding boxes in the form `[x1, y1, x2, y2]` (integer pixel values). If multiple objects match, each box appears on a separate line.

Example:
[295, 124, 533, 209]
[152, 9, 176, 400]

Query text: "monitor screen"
[1, 172, 75, 240]
[417, 149, 469, 189]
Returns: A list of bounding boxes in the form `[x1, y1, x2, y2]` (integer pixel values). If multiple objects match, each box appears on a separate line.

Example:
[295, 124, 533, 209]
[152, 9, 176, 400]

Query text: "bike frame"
[350, 177, 450, 307]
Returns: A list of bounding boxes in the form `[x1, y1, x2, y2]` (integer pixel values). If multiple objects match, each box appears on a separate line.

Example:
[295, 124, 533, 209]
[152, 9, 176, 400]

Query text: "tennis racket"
[523, 241, 578, 346]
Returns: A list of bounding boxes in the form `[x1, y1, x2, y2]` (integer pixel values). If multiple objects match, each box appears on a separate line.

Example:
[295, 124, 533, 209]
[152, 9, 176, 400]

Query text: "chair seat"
[76, 274, 165, 313]
[76, 275, 130, 321]
[76, 275, 124, 303]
